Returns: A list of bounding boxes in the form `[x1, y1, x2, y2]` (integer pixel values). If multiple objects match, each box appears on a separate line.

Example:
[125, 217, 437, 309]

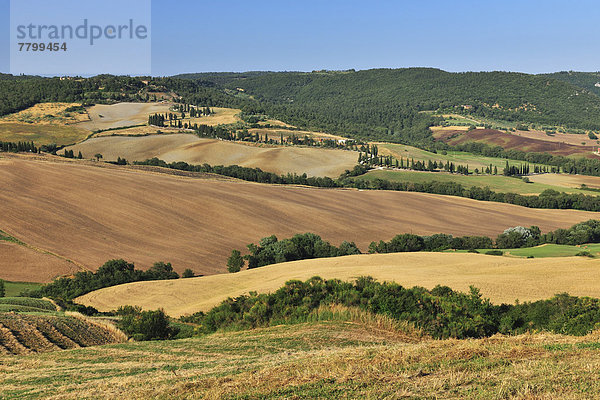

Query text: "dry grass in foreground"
[3, 320, 600, 399]
[78, 252, 600, 317]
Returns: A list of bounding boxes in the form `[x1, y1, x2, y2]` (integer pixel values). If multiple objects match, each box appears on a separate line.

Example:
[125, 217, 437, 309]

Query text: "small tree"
[0, 279, 5, 297]
[182, 269, 195, 278]
[227, 249, 244, 273]
[94, 153, 103, 161]
[117, 307, 177, 341]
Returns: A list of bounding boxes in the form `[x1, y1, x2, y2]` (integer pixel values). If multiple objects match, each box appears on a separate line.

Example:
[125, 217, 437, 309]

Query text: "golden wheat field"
[78, 252, 600, 317]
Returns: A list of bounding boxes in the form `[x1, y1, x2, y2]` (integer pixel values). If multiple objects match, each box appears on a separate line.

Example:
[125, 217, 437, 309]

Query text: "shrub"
[182, 269, 195, 278]
[116, 307, 178, 341]
[0, 280, 4, 297]
[486, 250, 504, 256]
[227, 250, 244, 273]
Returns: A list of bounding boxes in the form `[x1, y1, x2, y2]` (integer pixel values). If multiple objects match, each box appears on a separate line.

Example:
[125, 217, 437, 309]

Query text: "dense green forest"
[0, 75, 247, 117]
[181, 276, 600, 339]
[5, 68, 600, 146]
[177, 68, 600, 142]
[541, 71, 600, 97]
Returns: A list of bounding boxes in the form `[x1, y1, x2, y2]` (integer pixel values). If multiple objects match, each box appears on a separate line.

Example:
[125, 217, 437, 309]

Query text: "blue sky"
[1, 0, 599, 76]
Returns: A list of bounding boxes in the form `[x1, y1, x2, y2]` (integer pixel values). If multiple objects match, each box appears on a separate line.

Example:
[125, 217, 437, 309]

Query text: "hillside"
[4, 69, 600, 148]
[1, 155, 598, 282]
[3, 319, 600, 398]
[195, 68, 600, 141]
[435, 128, 595, 157]
[77, 252, 600, 317]
[541, 71, 600, 97]
[63, 134, 359, 177]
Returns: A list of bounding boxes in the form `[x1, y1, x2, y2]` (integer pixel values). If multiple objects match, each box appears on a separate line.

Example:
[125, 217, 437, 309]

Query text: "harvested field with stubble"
[76, 102, 173, 131]
[1, 154, 598, 282]
[3, 321, 600, 399]
[78, 252, 600, 317]
[63, 134, 359, 177]
[529, 173, 600, 189]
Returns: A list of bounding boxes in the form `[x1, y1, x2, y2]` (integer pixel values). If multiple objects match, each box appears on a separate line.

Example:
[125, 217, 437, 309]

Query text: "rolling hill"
[541, 71, 600, 97]
[63, 134, 359, 177]
[186, 68, 600, 141]
[77, 252, 600, 317]
[1, 154, 598, 282]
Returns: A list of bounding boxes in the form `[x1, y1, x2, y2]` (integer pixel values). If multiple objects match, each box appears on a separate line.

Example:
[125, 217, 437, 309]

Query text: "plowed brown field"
[1, 155, 598, 281]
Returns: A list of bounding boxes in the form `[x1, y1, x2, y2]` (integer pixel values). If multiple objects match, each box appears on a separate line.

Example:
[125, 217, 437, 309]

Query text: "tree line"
[443, 141, 600, 177]
[180, 276, 600, 339]
[370, 220, 600, 252]
[28, 259, 195, 301]
[222, 220, 600, 274]
[0, 140, 38, 153]
[134, 158, 600, 212]
[226, 233, 361, 272]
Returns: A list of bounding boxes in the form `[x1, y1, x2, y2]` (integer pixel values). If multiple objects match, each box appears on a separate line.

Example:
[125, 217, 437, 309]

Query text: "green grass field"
[447, 244, 600, 258]
[377, 142, 552, 171]
[359, 169, 584, 195]
[3, 281, 42, 297]
[503, 243, 600, 258]
[0, 297, 56, 312]
[0, 122, 89, 146]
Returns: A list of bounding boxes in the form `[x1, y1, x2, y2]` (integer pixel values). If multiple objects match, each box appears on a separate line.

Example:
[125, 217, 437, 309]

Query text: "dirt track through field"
[1, 155, 598, 282]
[77, 252, 600, 316]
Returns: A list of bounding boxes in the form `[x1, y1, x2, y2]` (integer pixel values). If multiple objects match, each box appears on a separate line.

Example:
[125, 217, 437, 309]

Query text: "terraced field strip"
[0, 313, 127, 355]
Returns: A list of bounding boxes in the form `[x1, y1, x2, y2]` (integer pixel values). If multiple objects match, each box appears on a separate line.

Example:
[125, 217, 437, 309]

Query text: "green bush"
[183, 277, 600, 339]
[116, 306, 179, 341]
[486, 250, 504, 256]
[35, 259, 180, 301]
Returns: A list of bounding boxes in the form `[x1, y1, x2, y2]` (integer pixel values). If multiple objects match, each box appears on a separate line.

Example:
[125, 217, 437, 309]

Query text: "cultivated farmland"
[78, 252, 600, 317]
[1, 154, 597, 281]
[63, 134, 359, 177]
[76, 102, 173, 131]
[0, 312, 127, 355]
[435, 128, 595, 157]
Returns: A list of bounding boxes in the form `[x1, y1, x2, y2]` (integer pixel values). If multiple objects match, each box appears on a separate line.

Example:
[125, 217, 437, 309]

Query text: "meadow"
[3, 281, 41, 297]
[0, 123, 89, 146]
[359, 169, 587, 195]
[3, 319, 600, 399]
